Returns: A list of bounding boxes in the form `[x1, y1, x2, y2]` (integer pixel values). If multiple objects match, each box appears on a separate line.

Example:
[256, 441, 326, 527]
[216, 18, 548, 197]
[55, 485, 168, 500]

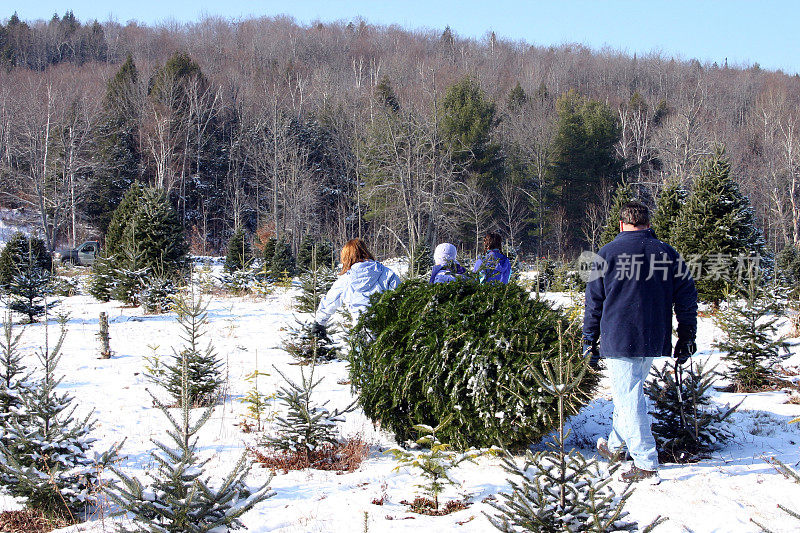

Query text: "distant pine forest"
[1, 11, 798, 259]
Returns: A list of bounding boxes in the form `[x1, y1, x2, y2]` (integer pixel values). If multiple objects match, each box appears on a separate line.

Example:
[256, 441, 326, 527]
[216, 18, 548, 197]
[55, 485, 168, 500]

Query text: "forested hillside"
[1, 11, 798, 258]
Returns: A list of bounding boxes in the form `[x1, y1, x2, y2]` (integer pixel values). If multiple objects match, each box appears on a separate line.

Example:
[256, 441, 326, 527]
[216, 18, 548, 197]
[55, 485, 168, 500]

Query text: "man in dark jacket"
[583, 201, 697, 483]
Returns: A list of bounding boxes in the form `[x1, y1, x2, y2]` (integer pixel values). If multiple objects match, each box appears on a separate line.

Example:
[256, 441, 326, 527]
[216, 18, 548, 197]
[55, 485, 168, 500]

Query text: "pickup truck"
[53, 241, 100, 266]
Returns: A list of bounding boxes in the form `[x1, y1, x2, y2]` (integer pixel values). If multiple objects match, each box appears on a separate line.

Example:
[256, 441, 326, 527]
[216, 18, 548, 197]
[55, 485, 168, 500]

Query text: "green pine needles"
[487, 325, 665, 533]
[148, 292, 224, 407]
[348, 278, 598, 449]
[282, 319, 339, 363]
[598, 181, 635, 248]
[671, 148, 765, 302]
[223, 227, 253, 274]
[0, 234, 57, 323]
[108, 308, 273, 532]
[645, 360, 738, 463]
[266, 362, 356, 453]
[713, 275, 792, 391]
[0, 319, 121, 520]
[90, 185, 188, 305]
[295, 266, 337, 314]
[388, 417, 488, 512]
[0, 313, 26, 421]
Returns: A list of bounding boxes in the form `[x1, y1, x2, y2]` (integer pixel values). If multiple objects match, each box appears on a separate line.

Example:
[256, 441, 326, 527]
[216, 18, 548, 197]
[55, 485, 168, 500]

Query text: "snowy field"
[0, 269, 799, 533]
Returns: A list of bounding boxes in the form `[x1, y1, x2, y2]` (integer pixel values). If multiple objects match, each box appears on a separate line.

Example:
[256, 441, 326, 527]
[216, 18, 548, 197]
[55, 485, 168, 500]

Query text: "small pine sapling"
[6, 240, 57, 323]
[487, 325, 665, 532]
[713, 274, 792, 391]
[108, 325, 274, 531]
[266, 360, 356, 454]
[139, 273, 177, 314]
[0, 313, 26, 418]
[153, 292, 224, 407]
[0, 319, 121, 520]
[239, 351, 274, 432]
[645, 360, 739, 462]
[387, 417, 487, 513]
[295, 266, 337, 313]
[224, 226, 253, 274]
[0, 313, 28, 485]
[282, 319, 339, 363]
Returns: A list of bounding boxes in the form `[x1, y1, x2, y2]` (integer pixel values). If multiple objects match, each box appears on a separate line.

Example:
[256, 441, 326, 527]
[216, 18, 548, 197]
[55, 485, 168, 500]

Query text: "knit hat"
[433, 243, 458, 265]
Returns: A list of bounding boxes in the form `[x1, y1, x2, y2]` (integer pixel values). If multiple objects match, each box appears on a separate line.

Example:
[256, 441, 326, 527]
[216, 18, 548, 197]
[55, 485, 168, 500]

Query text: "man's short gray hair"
[620, 201, 650, 227]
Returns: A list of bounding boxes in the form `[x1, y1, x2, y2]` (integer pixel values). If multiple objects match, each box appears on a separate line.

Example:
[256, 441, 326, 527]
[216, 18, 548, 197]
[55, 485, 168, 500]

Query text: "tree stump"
[99, 312, 111, 359]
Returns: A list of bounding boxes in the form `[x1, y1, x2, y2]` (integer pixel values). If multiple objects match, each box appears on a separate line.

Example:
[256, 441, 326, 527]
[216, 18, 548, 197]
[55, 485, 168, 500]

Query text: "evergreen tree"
[645, 360, 738, 463]
[652, 180, 687, 244]
[269, 239, 296, 280]
[440, 76, 502, 188]
[295, 266, 337, 314]
[0, 322, 120, 519]
[506, 81, 527, 109]
[349, 279, 598, 449]
[374, 75, 400, 113]
[0, 313, 27, 486]
[487, 326, 664, 532]
[713, 274, 791, 391]
[0, 232, 52, 287]
[776, 243, 800, 298]
[267, 363, 355, 453]
[672, 148, 765, 302]
[0, 234, 56, 323]
[0, 314, 26, 420]
[598, 181, 635, 248]
[87, 255, 115, 302]
[388, 418, 485, 512]
[223, 226, 252, 273]
[282, 319, 339, 363]
[6, 249, 56, 323]
[97, 186, 188, 305]
[407, 240, 433, 279]
[125, 188, 188, 278]
[84, 55, 140, 233]
[104, 181, 143, 261]
[156, 293, 224, 407]
[261, 237, 277, 268]
[108, 319, 273, 532]
[296, 235, 333, 272]
[547, 90, 623, 249]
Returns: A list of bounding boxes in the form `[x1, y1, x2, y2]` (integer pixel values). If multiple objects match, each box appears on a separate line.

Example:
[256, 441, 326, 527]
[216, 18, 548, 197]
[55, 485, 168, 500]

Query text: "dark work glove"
[310, 322, 327, 339]
[674, 340, 697, 366]
[583, 339, 600, 370]
[674, 323, 697, 366]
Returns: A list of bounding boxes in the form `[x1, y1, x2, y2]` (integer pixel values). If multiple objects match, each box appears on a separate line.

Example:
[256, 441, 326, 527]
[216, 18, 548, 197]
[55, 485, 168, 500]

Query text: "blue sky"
[9, 1, 800, 74]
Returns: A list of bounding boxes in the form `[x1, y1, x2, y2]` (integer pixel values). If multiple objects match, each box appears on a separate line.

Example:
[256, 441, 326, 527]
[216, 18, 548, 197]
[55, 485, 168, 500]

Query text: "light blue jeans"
[606, 357, 659, 471]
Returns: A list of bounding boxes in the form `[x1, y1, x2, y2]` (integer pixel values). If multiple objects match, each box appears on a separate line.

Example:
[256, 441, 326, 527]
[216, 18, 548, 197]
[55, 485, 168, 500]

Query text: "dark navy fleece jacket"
[583, 228, 698, 358]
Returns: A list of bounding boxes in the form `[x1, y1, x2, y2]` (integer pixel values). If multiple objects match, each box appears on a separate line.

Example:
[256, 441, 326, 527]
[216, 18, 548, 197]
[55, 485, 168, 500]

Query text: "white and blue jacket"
[315, 260, 400, 326]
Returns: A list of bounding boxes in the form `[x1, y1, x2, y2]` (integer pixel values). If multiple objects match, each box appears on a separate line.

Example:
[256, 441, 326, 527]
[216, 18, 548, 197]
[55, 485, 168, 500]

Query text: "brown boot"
[596, 438, 625, 462]
[620, 464, 660, 484]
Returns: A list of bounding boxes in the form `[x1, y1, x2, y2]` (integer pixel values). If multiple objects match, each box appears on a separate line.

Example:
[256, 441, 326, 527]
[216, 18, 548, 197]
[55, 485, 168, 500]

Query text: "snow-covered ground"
[1, 271, 799, 533]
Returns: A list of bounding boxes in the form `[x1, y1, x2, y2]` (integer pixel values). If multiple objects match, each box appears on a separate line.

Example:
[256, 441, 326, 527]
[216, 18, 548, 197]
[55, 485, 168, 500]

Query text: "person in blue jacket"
[312, 238, 400, 336]
[430, 243, 466, 283]
[583, 201, 697, 484]
[473, 233, 511, 283]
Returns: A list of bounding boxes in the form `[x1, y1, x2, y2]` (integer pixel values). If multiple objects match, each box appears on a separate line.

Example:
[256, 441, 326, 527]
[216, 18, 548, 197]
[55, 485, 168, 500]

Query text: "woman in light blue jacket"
[312, 238, 400, 335]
